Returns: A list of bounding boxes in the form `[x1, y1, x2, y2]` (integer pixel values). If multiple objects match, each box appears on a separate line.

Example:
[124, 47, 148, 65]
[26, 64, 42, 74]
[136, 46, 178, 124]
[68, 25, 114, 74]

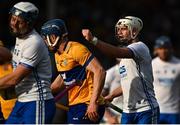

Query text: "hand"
[82, 29, 94, 41]
[104, 94, 114, 102]
[85, 102, 99, 123]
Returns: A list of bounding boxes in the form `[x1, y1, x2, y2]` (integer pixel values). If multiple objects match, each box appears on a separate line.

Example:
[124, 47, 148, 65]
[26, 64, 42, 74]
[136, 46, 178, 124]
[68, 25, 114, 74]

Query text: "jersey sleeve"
[71, 43, 92, 66]
[127, 42, 151, 62]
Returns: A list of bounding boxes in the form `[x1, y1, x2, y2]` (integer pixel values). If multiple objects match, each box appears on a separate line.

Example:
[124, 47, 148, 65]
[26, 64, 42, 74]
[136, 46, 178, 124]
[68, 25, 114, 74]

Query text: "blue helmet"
[41, 19, 68, 50]
[154, 35, 172, 48]
[9, 2, 39, 25]
[41, 19, 68, 38]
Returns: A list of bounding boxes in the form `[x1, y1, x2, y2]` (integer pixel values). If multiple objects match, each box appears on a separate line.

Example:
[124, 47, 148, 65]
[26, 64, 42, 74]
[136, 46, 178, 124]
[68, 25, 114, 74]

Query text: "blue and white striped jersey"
[12, 30, 53, 102]
[120, 41, 159, 113]
[152, 56, 180, 113]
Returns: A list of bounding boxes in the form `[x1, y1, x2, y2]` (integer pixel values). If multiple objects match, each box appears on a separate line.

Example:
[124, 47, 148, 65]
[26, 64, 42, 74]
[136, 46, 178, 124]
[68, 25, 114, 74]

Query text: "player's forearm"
[51, 75, 64, 93]
[90, 68, 106, 104]
[96, 39, 118, 58]
[95, 39, 132, 58]
[0, 74, 16, 89]
[0, 64, 32, 89]
[82, 29, 132, 58]
[109, 86, 123, 98]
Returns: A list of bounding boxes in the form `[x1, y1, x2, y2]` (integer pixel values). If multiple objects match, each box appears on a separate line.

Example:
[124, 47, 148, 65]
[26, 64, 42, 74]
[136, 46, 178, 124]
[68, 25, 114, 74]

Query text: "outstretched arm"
[104, 86, 123, 102]
[82, 29, 133, 58]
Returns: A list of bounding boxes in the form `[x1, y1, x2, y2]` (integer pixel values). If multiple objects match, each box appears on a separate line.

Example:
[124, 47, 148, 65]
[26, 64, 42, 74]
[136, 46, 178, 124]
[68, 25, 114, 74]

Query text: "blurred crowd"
[0, 0, 180, 69]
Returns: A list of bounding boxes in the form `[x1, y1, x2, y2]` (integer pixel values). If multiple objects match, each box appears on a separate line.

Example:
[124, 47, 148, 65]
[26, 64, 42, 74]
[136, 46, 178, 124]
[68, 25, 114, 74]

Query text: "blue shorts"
[121, 107, 160, 124]
[67, 103, 105, 124]
[159, 113, 180, 124]
[6, 99, 56, 124]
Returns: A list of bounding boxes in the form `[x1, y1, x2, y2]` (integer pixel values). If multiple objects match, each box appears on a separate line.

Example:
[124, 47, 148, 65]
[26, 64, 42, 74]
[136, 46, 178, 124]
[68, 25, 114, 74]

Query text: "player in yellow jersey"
[0, 41, 16, 123]
[41, 19, 106, 124]
[0, 63, 16, 120]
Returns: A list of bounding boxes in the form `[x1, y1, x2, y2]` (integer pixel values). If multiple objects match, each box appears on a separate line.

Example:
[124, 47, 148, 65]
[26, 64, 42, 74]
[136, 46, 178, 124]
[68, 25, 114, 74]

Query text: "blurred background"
[0, 0, 180, 68]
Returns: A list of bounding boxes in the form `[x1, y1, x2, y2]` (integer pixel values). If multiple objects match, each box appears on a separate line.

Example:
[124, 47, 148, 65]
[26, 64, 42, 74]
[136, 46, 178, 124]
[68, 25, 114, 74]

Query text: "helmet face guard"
[42, 35, 61, 53]
[46, 35, 60, 47]
[115, 16, 143, 44]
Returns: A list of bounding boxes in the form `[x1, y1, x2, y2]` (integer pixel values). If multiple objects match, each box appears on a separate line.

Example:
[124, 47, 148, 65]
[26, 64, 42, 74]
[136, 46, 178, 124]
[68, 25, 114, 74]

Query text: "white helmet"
[115, 16, 143, 40]
[9, 2, 39, 24]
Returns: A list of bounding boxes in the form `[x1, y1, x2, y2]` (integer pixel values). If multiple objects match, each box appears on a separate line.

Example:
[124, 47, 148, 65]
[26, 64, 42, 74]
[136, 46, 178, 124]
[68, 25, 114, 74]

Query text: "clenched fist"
[82, 29, 94, 41]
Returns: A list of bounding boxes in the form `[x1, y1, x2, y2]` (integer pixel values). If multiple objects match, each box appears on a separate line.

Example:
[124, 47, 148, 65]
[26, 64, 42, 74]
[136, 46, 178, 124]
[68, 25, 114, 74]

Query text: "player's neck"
[58, 41, 68, 54]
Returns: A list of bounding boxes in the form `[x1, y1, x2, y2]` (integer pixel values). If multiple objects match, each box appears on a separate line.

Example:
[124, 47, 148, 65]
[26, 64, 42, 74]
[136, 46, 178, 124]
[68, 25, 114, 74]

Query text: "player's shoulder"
[128, 41, 149, 51]
[172, 56, 180, 64]
[128, 41, 151, 60]
[66, 41, 91, 61]
[67, 41, 89, 52]
[137, 41, 149, 49]
[69, 41, 86, 48]
[26, 30, 44, 46]
[28, 30, 43, 42]
[152, 57, 160, 64]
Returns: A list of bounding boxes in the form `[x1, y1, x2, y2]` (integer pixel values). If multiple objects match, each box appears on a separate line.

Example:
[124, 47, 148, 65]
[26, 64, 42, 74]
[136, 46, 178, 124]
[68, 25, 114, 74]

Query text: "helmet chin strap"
[46, 35, 60, 47]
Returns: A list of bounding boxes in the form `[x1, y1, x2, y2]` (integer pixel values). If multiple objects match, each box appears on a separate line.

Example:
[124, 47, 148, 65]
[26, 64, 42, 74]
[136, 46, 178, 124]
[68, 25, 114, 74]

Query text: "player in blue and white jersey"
[82, 16, 159, 124]
[0, 2, 55, 124]
[102, 59, 123, 124]
[152, 36, 180, 124]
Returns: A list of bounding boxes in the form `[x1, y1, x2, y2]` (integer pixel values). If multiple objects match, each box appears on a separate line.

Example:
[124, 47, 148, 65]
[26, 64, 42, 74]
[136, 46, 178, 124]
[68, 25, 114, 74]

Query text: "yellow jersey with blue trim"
[55, 41, 103, 106]
[0, 63, 16, 119]
[0, 63, 16, 100]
